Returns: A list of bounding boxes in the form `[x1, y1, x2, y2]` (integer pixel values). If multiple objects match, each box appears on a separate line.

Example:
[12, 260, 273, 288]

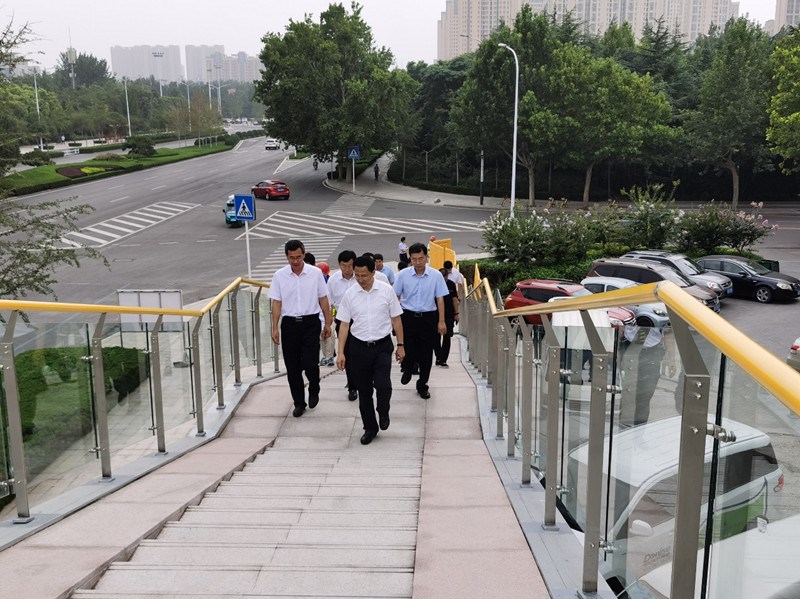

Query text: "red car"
[251, 179, 290, 200]
[503, 279, 635, 327]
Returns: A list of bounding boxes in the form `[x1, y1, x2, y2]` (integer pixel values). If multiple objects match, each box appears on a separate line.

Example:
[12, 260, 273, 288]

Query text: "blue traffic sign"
[347, 146, 361, 161]
[234, 194, 255, 221]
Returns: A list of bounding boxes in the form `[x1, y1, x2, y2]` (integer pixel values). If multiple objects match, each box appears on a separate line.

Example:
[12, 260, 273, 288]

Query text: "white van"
[564, 416, 784, 593]
[624, 513, 800, 598]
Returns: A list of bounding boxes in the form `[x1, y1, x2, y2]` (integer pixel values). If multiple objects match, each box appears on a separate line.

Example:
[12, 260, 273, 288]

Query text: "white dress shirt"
[327, 270, 358, 311]
[268, 263, 328, 316]
[337, 280, 403, 342]
[447, 268, 465, 286]
[375, 270, 389, 284]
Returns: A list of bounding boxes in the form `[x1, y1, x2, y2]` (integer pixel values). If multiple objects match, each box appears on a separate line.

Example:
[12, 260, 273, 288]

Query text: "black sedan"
[697, 255, 800, 303]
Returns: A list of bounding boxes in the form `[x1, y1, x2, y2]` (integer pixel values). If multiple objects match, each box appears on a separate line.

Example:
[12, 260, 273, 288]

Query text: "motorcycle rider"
[313, 158, 319, 170]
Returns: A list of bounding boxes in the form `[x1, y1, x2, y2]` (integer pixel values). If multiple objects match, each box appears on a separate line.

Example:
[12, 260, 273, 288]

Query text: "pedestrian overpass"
[0, 274, 798, 598]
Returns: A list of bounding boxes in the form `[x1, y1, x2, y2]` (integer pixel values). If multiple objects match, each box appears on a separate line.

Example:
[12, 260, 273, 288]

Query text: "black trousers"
[435, 318, 454, 363]
[619, 343, 665, 427]
[281, 315, 321, 407]
[350, 336, 393, 432]
[401, 310, 438, 392]
[335, 319, 355, 390]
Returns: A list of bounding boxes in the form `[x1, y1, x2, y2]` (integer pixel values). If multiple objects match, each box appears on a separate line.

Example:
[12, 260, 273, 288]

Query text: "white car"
[787, 336, 800, 372]
[264, 138, 280, 150]
[581, 276, 670, 328]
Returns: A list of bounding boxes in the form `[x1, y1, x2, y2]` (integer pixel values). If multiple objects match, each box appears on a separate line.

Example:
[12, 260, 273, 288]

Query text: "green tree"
[53, 52, 112, 89]
[526, 44, 673, 207]
[767, 28, 800, 173]
[254, 2, 418, 175]
[686, 18, 773, 208]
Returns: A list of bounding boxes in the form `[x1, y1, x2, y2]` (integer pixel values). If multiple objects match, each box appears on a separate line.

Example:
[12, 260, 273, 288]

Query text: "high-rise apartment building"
[776, 0, 800, 29]
[438, 0, 742, 60]
[110, 45, 183, 82]
[204, 52, 262, 84]
[185, 45, 225, 82]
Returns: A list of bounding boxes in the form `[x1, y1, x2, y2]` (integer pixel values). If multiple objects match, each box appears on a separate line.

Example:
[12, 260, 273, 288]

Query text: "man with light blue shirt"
[374, 253, 395, 285]
[393, 242, 448, 399]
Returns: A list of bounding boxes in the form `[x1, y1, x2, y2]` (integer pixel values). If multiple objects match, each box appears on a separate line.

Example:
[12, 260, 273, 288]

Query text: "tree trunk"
[582, 163, 595, 209]
[725, 159, 740, 209]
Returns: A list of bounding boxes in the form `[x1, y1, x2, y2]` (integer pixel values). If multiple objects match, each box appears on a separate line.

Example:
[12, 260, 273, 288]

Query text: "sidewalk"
[0, 337, 551, 598]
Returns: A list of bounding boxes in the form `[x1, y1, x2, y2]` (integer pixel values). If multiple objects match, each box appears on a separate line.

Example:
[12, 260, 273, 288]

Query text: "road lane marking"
[110, 196, 130, 203]
[151, 185, 166, 190]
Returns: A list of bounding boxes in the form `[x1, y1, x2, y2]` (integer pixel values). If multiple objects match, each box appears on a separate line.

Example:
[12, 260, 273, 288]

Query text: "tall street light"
[152, 51, 164, 97]
[498, 42, 519, 219]
[32, 66, 43, 151]
[123, 77, 132, 138]
[178, 80, 191, 133]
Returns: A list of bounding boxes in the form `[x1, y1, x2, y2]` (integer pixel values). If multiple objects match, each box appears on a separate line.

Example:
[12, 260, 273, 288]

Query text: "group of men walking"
[269, 239, 461, 445]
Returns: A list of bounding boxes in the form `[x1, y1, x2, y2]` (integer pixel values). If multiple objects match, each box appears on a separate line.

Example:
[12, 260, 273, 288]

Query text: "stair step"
[156, 523, 417, 545]
[180, 507, 418, 527]
[89, 564, 413, 596]
[198, 494, 419, 511]
[214, 483, 420, 498]
[130, 540, 415, 567]
[230, 473, 421, 486]
[243, 464, 422, 476]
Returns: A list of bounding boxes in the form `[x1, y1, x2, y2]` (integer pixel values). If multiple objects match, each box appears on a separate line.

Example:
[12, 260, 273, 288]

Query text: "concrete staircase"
[72, 369, 424, 598]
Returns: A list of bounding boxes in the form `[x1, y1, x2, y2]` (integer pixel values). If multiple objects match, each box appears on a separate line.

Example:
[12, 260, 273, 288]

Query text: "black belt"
[351, 335, 391, 347]
[403, 309, 436, 318]
[285, 314, 319, 322]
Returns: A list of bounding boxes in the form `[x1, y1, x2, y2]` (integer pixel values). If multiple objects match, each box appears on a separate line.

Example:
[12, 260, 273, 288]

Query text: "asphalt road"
[15, 138, 485, 307]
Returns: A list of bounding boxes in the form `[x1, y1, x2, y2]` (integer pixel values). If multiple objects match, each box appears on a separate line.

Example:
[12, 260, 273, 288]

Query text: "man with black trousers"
[327, 250, 359, 400]
[336, 255, 405, 445]
[269, 239, 332, 417]
[393, 242, 449, 399]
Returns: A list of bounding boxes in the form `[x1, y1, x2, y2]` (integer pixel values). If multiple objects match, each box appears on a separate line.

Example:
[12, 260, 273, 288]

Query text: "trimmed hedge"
[458, 257, 595, 297]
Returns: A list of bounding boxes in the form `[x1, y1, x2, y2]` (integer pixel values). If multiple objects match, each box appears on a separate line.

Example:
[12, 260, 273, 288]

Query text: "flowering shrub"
[540, 209, 592, 265]
[622, 183, 681, 249]
[480, 211, 547, 263]
[674, 201, 777, 254]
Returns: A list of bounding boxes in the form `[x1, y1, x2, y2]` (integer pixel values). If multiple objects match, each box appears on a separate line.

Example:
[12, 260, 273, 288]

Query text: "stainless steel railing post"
[519, 319, 533, 483]
[90, 314, 114, 479]
[190, 318, 206, 436]
[505, 323, 517, 456]
[540, 314, 561, 531]
[1, 312, 33, 522]
[149, 315, 167, 454]
[229, 289, 242, 385]
[211, 305, 225, 409]
[253, 288, 263, 378]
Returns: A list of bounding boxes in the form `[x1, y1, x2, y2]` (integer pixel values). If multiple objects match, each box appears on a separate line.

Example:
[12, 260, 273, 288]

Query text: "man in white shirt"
[374, 253, 395, 284]
[269, 239, 332, 417]
[327, 250, 359, 400]
[443, 260, 464, 288]
[336, 255, 405, 445]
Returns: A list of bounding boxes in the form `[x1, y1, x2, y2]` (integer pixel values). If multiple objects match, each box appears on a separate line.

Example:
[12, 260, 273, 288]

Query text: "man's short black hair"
[361, 252, 375, 260]
[374, 253, 384, 261]
[285, 239, 305, 254]
[408, 242, 427, 255]
[354, 255, 375, 272]
[338, 250, 357, 264]
[304, 252, 316, 265]
[397, 261, 408, 270]
[443, 260, 453, 269]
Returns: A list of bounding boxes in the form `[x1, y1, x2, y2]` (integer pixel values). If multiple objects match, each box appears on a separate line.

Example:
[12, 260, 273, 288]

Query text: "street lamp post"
[498, 42, 519, 219]
[152, 51, 164, 97]
[32, 67, 43, 151]
[123, 78, 132, 138]
[178, 80, 192, 135]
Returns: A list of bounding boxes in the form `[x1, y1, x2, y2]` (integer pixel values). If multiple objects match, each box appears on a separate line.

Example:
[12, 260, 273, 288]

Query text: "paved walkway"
[0, 337, 550, 598]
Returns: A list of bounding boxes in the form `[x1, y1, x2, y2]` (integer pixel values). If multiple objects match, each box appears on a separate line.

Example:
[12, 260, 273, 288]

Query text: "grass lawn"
[2, 144, 232, 196]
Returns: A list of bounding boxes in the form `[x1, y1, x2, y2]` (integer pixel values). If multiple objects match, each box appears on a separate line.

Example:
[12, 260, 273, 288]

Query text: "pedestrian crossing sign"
[347, 146, 361, 161]
[234, 194, 255, 221]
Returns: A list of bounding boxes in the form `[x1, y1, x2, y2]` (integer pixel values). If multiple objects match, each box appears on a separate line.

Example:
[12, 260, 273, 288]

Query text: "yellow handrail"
[469, 278, 800, 416]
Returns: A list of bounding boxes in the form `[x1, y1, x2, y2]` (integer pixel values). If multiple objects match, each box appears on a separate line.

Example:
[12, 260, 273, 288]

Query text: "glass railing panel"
[217, 294, 235, 381]
[156, 323, 197, 438]
[0, 369, 12, 502]
[0, 321, 97, 519]
[101, 324, 159, 473]
[198, 312, 218, 408]
[260, 292, 275, 364]
[698, 359, 798, 599]
[239, 289, 258, 374]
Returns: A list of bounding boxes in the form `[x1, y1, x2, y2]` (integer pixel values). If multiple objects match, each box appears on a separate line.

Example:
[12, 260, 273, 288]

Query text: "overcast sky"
[2, 0, 777, 73]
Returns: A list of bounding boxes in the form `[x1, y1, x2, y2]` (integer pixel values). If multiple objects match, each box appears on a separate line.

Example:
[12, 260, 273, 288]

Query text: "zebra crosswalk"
[249, 236, 344, 282]
[61, 201, 199, 248]
[321, 195, 376, 217]
[236, 210, 481, 241]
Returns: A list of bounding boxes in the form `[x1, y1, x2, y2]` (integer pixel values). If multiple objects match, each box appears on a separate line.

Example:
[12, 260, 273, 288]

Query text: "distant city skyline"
[2, 0, 776, 74]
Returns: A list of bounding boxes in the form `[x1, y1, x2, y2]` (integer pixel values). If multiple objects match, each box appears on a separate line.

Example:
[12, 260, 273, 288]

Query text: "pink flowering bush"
[674, 201, 777, 254]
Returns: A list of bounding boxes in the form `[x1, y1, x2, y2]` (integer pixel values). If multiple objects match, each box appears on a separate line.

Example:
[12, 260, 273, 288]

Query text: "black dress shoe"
[417, 389, 431, 400]
[379, 414, 390, 430]
[308, 394, 319, 409]
[401, 370, 412, 385]
[348, 388, 358, 401]
[360, 430, 377, 445]
[292, 405, 305, 417]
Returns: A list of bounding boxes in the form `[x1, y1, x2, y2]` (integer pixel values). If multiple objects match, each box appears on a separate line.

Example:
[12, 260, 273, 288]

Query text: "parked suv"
[503, 279, 635, 326]
[621, 250, 733, 299]
[697, 255, 800, 303]
[585, 258, 720, 312]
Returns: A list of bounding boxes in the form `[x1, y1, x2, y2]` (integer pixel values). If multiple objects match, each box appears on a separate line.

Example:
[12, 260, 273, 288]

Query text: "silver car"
[788, 337, 800, 372]
[622, 250, 734, 299]
[581, 276, 670, 328]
